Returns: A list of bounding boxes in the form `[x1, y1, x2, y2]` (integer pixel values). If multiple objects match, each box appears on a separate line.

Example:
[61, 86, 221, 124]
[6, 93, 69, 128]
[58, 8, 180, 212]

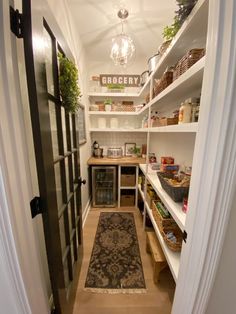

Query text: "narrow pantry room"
[0, 0, 236, 314]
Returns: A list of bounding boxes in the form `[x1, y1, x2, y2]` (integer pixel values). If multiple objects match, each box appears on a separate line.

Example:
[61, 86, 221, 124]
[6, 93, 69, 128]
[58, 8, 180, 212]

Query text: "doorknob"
[78, 177, 86, 185]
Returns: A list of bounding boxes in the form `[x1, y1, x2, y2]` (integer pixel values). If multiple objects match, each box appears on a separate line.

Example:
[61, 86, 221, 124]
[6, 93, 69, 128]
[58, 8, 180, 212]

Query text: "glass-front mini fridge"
[92, 166, 116, 207]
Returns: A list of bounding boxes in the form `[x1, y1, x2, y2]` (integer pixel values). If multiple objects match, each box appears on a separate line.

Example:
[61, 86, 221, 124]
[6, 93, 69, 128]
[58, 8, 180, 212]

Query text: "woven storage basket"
[120, 105, 135, 112]
[154, 71, 173, 97]
[161, 226, 183, 252]
[157, 172, 189, 202]
[173, 48, 205, 81]
[152, 200, 177, 231]
[157, 117, 178, 127]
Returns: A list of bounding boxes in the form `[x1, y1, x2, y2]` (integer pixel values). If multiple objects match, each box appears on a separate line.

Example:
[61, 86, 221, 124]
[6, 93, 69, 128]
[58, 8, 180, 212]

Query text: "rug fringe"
[84, 288, 147, 294]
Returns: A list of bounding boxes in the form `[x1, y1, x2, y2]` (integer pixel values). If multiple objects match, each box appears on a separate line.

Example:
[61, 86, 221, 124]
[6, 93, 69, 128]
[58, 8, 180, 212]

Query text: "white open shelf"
[148, 56, 205, 111]
[146, 166, 186, 231]
[146, 202, 180, 282]
[89, 128, 148, 133]
[149, 122, 198, 133]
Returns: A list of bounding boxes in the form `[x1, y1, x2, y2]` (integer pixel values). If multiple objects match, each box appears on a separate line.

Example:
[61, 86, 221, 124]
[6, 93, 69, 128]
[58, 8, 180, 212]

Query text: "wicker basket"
[157, 172, 189, 202]
[152, 200, 177, 231]
[153, 117, 178, 127]
[173, 48, 205, 81]
[120, 105, 135, 112]
[161, 226, 183, 252]
[154, 71, 173, 97]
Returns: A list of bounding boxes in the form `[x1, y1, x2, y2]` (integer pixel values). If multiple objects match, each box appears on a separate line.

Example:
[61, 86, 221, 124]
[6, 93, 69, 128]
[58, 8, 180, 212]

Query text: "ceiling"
[68, 0, 177, 65]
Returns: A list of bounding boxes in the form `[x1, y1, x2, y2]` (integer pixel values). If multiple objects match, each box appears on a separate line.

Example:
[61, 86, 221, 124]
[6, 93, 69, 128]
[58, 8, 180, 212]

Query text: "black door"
[22, 0, 84, 312]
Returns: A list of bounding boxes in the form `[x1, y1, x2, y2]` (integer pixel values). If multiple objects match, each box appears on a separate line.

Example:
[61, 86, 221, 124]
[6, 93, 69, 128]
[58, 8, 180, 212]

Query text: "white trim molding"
[82, 197, 91, 227]
[172, 0, 236, 313]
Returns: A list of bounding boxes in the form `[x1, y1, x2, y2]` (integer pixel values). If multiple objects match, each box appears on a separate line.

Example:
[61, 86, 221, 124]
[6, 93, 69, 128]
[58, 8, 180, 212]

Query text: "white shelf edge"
[139, 164, 147, 175]
[88, 111, 139, 116]
[120, 186, 136, 190]
[138, 184, 145, 202]
[88, 92, 141, 98]
[148, 56, 205, 109]
[149, 122, 198, 133]
[89, 128, 148, 133]
[146, 169, 186, 231]
[146, 203, 180, 282]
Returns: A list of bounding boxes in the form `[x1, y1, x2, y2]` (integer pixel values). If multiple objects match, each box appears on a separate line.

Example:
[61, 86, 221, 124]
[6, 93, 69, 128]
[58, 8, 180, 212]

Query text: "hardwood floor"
[73, 207, 175, 314]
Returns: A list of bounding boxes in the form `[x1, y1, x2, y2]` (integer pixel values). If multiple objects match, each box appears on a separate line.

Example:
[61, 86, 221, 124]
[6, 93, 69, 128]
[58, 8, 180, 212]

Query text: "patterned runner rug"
[84, 212, 146, 293]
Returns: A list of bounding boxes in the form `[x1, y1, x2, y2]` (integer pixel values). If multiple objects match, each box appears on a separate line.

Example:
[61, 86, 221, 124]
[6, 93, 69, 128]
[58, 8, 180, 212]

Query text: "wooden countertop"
[87, 156, 146, 165]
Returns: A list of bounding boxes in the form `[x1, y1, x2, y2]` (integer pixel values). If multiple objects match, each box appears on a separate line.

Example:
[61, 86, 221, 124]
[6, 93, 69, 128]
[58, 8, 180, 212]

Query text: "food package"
[160, 164, 179, 172]
[161, 156, 174, 164]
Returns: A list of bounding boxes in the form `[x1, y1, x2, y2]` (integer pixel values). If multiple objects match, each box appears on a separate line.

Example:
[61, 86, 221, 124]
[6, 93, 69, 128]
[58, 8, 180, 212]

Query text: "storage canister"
[148, 53, 160, 73]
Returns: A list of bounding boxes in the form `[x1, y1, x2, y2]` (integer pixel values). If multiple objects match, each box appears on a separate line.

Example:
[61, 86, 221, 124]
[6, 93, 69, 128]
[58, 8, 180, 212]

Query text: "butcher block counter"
[87, 156, 146, 165]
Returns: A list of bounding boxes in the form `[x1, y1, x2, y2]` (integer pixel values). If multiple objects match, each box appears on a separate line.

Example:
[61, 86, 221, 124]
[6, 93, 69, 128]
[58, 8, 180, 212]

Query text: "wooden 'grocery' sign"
[100, 74, 140, 87]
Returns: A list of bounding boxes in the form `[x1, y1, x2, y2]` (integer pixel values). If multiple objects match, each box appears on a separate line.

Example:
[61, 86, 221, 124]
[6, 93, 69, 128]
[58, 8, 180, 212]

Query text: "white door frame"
[173, 0, 236, 313]
[0, 0, 50, 313]
[1, 0, 236, 313]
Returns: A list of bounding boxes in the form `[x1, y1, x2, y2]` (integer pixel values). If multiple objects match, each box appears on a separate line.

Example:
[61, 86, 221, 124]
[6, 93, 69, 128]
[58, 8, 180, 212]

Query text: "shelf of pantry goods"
[139, 165, 180, 281]
[146, 201, 180, 282]
[139, 164, 186, 231]
[88, 57, 205, 119]
[138, 56, 205, 115]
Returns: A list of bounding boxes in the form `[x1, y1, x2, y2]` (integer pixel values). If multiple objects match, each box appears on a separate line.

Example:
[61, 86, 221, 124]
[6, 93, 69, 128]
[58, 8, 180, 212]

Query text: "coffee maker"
[92, 141, 103, 158]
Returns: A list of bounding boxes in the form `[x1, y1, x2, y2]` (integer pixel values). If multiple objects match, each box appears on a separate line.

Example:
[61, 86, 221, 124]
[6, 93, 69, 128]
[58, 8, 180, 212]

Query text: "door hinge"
[30, 197, 43, 218]
[183, 230, 187, 243]
[10, 6, 23, 38]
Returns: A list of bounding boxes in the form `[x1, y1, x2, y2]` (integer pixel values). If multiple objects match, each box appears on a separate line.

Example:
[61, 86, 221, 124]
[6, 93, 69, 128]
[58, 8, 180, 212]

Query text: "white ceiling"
[68, 0, 177, 65]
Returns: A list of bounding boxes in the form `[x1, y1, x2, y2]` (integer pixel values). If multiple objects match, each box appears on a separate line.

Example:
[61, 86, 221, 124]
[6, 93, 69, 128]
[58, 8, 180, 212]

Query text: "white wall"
[149, 133, 196, 167]
[205, 190, 236, 314]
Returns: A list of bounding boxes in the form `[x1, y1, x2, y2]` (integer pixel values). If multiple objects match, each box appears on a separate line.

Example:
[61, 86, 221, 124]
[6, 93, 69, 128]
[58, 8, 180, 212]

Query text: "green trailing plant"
[163, 0, 197, 41]
[58, 53, 81, 113]
[107, 83, 125, 90]
[163, 17, 181, 41]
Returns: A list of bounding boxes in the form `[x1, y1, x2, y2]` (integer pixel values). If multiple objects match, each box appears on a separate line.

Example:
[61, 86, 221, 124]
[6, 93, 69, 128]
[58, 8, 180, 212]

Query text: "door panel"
[22, 0, 83, 312]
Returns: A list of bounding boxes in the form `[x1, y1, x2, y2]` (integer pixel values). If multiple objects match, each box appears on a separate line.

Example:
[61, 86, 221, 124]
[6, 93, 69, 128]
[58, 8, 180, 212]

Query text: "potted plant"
[159, 0, 197, 55]
[104, 98, 112, 111]
[58, 53, 81, 113]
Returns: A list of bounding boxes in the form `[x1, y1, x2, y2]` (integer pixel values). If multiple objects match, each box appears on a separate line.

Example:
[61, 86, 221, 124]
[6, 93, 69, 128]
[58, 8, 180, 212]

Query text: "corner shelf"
[146, 202, 180, 282]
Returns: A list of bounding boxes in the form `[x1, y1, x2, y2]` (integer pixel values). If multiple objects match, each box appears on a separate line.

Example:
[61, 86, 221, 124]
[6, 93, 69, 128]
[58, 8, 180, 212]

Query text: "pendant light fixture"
[110, 8, 135, 66]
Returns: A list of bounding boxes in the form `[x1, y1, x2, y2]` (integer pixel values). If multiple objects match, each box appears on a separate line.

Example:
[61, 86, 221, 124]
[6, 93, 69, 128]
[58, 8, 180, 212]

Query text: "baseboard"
[82, 197, 91, 228]
[49, 294, 54, 311]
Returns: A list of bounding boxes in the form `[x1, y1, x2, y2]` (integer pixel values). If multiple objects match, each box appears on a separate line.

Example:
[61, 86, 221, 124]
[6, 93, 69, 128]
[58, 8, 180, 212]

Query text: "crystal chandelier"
[110, 9, 135, 66]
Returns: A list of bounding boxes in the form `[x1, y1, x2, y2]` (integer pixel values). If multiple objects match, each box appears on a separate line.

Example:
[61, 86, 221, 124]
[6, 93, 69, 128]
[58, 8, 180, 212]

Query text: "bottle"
[179, 101, 192, 124]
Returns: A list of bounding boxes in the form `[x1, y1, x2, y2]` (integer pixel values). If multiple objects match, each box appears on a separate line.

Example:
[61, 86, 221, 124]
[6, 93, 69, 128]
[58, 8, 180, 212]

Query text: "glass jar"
[89, 76, 100, 92]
